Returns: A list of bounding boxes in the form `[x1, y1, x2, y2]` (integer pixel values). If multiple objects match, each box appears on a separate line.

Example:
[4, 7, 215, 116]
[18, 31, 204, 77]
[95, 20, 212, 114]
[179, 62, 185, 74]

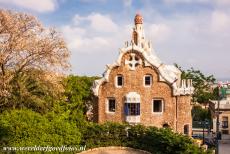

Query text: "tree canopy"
[0, 10, 70, 109]
[175, 64, 218, 103]
[0, 10, 209, 154]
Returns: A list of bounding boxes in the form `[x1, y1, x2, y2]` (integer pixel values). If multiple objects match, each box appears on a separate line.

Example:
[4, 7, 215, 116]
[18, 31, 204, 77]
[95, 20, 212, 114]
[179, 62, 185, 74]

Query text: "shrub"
[0, 109, 81, 147]
[81, 122, 207, 154]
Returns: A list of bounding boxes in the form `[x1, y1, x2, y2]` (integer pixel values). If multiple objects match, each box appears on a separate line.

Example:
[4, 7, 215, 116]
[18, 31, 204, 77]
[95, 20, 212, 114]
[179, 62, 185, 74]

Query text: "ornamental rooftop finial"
[134, 13, 143, 24]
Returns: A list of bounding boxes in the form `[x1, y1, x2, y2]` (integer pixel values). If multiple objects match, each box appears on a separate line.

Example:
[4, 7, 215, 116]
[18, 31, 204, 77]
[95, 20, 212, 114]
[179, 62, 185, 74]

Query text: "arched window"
[163, 123, 170, 128]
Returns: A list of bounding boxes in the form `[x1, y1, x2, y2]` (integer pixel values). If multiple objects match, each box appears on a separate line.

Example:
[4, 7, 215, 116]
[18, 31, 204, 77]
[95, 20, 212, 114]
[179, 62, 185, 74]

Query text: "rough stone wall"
[176, 95, 193, 135]
[92, 97, 99, 122]
[96, 50, 192, 134]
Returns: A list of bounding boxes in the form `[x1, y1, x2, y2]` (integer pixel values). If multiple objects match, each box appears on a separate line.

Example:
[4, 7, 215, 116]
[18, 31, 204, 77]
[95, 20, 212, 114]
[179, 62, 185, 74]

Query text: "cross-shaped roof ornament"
[125, 53, 142, 71]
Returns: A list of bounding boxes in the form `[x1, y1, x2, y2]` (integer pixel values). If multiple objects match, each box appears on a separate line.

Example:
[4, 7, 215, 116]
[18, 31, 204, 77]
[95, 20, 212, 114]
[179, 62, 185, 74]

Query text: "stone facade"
[210, 85, 230, 135]
[92, 14, 194, 135]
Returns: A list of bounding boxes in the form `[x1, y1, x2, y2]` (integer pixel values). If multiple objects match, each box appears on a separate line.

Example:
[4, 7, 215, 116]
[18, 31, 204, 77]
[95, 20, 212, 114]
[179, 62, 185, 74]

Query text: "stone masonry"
[92, 14, 194, 135]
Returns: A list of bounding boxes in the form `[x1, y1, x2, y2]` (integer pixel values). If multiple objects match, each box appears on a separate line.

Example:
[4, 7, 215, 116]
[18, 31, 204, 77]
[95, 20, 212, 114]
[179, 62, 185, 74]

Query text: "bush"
[81, 122, 207, 154]
[81, 122, 128, 148]
[0, 109, 81, 147]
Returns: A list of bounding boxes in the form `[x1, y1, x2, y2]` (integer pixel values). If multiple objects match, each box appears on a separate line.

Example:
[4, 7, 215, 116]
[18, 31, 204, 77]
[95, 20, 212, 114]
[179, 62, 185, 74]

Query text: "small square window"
[153, 99, 163, 113]
[108, 99, 115, 112]
[116, 75, 123, 87]
[144, 75, 152, 86]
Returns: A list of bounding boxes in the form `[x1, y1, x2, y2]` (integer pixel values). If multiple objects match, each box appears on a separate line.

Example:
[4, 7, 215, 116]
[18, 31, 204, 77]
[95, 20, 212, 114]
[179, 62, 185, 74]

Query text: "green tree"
[0, 69, 64, 113]
[175, 65, 217, 104]
[49, 75, 98, 127]
[192, 105, 211, 121]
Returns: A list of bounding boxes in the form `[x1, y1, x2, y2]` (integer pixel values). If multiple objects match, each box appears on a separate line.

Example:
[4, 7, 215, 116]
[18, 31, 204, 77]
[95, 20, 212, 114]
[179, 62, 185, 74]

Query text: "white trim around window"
[106, 98, 116, 114]
[115, 75, 123, 88]
[152, 99, 164, 114]
[143, 74, 152, 87]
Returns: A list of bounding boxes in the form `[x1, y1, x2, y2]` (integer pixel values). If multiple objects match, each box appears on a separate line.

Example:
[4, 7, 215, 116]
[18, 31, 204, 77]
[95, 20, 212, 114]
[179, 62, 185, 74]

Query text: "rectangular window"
[117, 75, 123, 87]
[222, 117, 228, 128]
[184, 124, 189, 135]
[153, 99, 163, 113]
[107, 98, 115, 113]
[124, 103, 140, 115]
[144, 75, 152, 86]
[222, 130, 229, 134]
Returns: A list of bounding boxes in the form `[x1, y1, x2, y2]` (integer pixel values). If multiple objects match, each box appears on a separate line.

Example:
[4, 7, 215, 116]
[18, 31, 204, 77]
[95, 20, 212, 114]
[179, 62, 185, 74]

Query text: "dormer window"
[116, 75, 123, 87]
[144, 75, 152, 87]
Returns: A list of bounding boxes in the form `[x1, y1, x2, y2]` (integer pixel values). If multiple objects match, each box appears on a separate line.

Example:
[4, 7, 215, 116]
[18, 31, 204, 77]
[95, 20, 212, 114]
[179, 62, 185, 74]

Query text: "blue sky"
[1, 0, 230, 80]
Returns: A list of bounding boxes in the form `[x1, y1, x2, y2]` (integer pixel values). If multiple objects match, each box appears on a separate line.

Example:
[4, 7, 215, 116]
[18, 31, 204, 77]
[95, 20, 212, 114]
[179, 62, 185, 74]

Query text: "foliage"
[192, 105, 211, 122]
[0, 73, 207, 153]
[0, 109, 81, 147]
[0, 70, 64, 113]
[0, 75, 99, 152]
[0, 10, 70, 108]
[175, 65, 217, 103]
[81, 122, 206, 154]
[60, 75, 98, 124]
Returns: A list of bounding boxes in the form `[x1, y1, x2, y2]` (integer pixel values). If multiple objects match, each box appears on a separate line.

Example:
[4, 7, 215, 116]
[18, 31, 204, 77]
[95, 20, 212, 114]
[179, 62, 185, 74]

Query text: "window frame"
[222, 116, 228, 128]
[124, 103, 140, 116]
[115, 75, 123, 88]
[106, 98, 116, 113]
[184, 124, 189, 135]
[144, 74, 152, 87]
[222, 130, 229, 134]
[152, 99, 164, 114]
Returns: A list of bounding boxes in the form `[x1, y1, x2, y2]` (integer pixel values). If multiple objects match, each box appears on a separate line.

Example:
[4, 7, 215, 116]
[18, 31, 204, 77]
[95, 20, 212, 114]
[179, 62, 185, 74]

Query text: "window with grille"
[222, 130, 229, 134]
[124, 103, 140, 115]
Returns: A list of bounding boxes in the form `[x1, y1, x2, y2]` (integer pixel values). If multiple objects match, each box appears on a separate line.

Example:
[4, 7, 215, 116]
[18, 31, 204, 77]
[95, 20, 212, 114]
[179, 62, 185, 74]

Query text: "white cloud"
[147, 10, 230, 79]
[164, 0, 230, 6]
[60, 10, 230, 79]
[164, 0, 208, 4]
[211, 11, 230, 32]
[87, 13, 118, 33]
[61, 13, 125, 54]
[0, 0, 57, 12]
[215, 0, 230, 5]
[61, 12, 172, 55]
[73, 13, 118, 33]
[79, 0, 107, 3]
[123, 0, 132, 7]
[146, 24, 171, 43]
